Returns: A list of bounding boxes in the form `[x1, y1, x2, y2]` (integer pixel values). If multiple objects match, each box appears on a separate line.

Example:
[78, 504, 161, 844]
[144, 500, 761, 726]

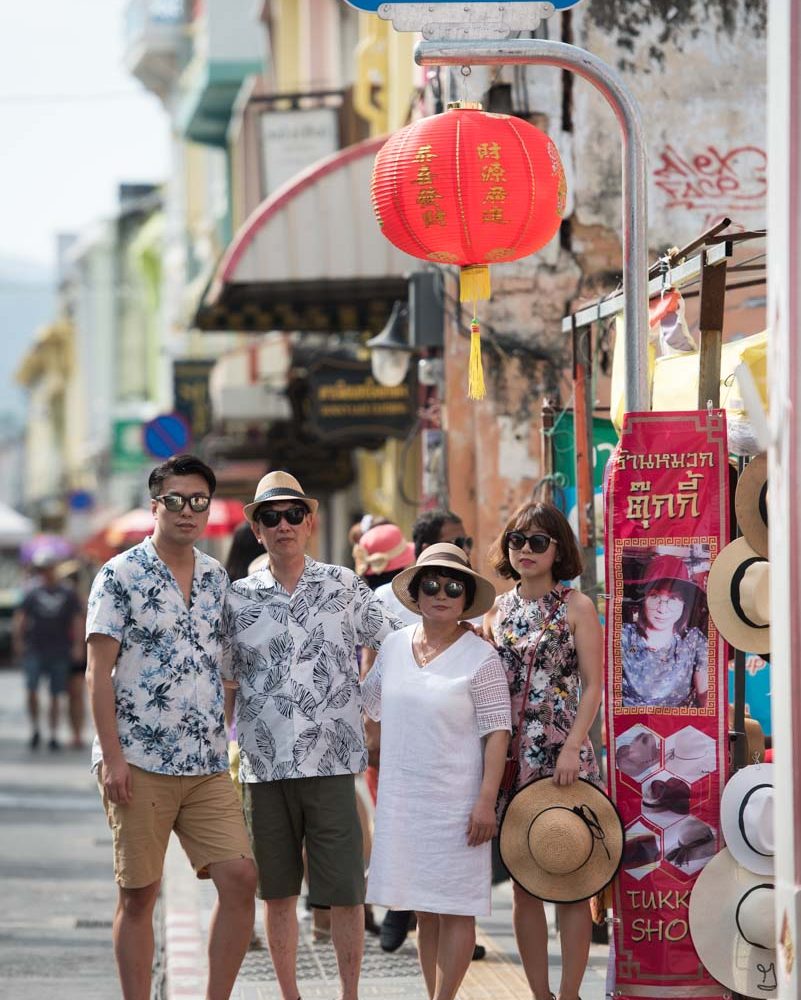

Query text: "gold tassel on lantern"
[468, 320, 486, 400]
[460, 264, 491, 303]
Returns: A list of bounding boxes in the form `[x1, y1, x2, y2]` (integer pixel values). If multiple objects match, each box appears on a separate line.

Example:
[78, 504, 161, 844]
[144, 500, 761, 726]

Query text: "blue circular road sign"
[142, 413, 191, 459]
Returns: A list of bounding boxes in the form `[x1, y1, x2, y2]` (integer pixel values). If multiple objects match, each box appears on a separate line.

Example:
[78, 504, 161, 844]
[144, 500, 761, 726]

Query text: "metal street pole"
[415, 37, 650, 413]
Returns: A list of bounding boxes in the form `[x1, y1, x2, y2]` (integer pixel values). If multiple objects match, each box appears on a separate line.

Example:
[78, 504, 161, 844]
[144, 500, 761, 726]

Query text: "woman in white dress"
[362, 543, 511, 1000]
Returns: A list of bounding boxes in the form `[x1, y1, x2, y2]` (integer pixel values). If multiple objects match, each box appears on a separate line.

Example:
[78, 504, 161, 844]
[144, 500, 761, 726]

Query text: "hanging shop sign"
[343, 1, 583, 12]
[604, 409, 730, 1000]
[173, 359, 214, 443]
[343, 1, 584, 37]
[306, 356, 415, 443]
[261, 108, 339, 196]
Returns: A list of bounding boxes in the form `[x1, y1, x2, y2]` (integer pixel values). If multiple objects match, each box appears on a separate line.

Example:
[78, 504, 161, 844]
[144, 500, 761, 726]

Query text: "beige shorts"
[98, 763, 253, 889]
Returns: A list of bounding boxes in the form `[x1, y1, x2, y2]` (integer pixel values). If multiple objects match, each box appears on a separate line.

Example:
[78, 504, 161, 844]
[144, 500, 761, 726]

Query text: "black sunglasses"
[452, 536, 473, 552]
[156, 493, 211, 513]
[505, 530, 556, 554]
[255, 506, 308, 528]
[420, 577, 466, 599]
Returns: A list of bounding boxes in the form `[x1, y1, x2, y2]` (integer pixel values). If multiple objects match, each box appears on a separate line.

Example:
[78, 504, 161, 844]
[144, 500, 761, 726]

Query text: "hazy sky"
[0, 0, 170, 268]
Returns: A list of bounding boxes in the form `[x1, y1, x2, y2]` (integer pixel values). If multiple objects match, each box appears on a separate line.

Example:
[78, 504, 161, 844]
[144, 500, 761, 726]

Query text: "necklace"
[414, 625, 462, 667]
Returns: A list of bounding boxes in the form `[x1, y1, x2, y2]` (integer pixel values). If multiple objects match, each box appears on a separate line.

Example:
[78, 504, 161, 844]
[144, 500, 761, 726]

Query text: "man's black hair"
[148, 454, 217, 498]
[411, 508, 462, 557]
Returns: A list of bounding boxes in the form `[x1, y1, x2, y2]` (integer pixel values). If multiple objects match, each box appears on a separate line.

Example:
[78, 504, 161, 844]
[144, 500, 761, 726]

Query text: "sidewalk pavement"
[162, 836, 610, 1000]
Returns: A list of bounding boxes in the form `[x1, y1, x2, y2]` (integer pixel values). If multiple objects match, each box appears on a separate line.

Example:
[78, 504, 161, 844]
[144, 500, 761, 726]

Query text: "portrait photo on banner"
[618, 543, 713, 713]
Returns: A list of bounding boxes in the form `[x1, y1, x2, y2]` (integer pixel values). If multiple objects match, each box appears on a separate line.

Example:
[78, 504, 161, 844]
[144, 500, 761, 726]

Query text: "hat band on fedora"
[254, 487, 310, 506]
[739, 784, 773, 857]
[735, 884, 774, 948]
[730, 557, 770, 630]
[418, 550, 469, 569]
[758, 482, 768, 529]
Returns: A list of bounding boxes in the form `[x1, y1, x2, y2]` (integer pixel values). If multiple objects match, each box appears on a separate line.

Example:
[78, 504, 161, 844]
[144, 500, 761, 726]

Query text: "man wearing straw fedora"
[227, 471, 402, 1000]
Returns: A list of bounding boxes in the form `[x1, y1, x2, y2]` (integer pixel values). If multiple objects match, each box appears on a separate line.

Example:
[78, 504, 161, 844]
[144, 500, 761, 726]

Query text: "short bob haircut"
[637, 579, 696, 635]
[408, 565, 476, 612]
[489, 500, 583, 582]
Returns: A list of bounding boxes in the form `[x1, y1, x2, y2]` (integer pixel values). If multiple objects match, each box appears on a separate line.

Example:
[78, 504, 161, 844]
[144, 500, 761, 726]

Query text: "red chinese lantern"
[372, 103, 567, 399]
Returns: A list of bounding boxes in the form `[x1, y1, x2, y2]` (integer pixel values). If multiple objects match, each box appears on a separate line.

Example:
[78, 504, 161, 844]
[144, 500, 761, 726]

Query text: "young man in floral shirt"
[86, 454, 257, 1000]
[227, 471, 402, 1000]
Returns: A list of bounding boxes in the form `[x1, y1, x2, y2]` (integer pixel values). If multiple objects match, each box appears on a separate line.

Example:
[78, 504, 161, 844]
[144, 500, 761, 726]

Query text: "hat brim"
[498, 777, 624, 903]
[720, 764, 774, 876]
[689, 848, 777, 998]
[391, 559, 496, 620]
[707, 537, 770, 655]
[735, 453, 768, 557]
[243, 489, 319, 523]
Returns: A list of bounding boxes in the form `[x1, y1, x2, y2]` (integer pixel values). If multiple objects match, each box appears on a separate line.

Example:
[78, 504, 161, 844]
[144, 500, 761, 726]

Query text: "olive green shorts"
[243, 774, 365, 906]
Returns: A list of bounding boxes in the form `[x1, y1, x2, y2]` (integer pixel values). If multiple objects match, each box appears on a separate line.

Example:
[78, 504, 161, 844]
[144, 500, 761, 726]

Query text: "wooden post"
[697, 252, 728, 408]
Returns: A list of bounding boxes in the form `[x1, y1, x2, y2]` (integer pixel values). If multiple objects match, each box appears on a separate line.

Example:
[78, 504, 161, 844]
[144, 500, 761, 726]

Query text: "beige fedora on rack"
[707, 537, 770, 655]
[720, 763, 774, 876]
[498, 776, 624, 903]
[243, 471, 319, 523]
[735, 453, 768, 557]
[391, 543, 496, 620]
[689, 848, 777, 999]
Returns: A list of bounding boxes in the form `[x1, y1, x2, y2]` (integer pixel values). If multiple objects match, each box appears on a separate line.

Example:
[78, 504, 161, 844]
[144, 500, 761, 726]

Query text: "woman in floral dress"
[484, 501, 603, 1000]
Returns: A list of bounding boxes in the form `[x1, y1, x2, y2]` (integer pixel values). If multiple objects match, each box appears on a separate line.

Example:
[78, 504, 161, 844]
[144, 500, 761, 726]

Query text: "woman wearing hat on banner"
[361, 544, 511, 1000]
[621, 552, 709, 709]
[485, 501, 605, 1000]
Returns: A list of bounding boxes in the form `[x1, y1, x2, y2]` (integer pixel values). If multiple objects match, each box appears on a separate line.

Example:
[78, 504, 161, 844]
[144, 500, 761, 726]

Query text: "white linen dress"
[362, 625, 511, 916]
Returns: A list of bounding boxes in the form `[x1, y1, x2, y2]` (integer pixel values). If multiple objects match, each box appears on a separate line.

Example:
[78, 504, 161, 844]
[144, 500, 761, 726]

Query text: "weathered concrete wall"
[445, 1, 767, 576]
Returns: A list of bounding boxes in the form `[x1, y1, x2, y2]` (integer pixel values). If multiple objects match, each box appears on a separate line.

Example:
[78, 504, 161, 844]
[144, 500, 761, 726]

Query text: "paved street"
[0, 666, 610, 999]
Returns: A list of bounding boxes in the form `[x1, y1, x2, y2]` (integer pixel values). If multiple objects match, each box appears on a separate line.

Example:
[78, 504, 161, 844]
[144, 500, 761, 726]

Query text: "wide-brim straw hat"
[391, 542, 496, 620]
[689, 848, 777, 998]
[243, 471, 319, 523]
[498, 777, 624, 903]
[707, 537, 770, 655]
[735, 453, 768, 557]
[720, 763, 774, 876]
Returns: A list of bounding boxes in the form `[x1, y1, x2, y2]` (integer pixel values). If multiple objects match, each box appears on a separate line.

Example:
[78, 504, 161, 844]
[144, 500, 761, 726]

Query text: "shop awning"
[195, 136, 418, 335]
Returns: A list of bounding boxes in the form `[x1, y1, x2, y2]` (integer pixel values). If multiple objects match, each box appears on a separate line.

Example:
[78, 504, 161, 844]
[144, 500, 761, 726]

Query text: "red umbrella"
[104, 499, 246, 547]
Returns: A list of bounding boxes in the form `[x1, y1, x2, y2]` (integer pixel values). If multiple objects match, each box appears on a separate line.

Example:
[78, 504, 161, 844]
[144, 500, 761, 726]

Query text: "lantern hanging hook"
[460, 64, 472, 102]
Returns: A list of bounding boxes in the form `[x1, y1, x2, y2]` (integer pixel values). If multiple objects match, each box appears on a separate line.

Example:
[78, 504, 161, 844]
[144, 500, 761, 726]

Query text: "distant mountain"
[0, 256, 55, 427]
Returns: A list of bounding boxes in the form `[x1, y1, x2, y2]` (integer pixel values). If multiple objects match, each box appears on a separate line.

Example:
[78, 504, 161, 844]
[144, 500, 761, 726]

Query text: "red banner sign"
[604, 410, 730, 999]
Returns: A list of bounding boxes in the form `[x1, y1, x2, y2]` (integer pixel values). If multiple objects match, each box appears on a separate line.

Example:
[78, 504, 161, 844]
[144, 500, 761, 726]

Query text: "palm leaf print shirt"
[86, 538, 231, 776]
[227, 557, 402, 782]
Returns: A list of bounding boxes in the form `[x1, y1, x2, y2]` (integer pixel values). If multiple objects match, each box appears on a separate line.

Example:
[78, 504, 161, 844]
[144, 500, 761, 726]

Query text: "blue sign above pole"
[344, 1, 583, 9]
[142, 412, 191, 459]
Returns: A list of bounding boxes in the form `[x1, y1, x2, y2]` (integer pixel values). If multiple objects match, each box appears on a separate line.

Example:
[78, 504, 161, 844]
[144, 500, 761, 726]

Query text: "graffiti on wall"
[653, 144, 767, 230]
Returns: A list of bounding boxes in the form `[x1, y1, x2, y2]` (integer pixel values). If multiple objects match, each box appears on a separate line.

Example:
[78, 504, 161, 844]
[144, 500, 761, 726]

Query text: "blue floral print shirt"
[227, 557, 402, 782]
[86, 537, 231, 776]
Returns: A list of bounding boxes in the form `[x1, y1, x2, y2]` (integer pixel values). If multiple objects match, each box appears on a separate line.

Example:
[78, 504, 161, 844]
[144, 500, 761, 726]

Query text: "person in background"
[362, 544, 510, 1000]
[13, 550, 85, 751]
[57, 559, 90, 749]
[225, 520, 266, 583]
[485, 500, 603, 1000]
[86, 454, 257, 1000]
[226, 471, 402, 1000]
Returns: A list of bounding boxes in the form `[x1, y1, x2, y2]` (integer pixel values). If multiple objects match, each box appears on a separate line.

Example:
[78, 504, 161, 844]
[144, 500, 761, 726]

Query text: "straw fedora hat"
[243, 471, 319, 523]
[720, 763, 774, 876]
[735, 453, 768, 557]
[664, 816, 716, 868]
[498, 776, 624, 903]
[689, 848, 777, 998]
[391, 543, 496, 620]
[352, 523, 415, 578]
[707, 537, 770, 655]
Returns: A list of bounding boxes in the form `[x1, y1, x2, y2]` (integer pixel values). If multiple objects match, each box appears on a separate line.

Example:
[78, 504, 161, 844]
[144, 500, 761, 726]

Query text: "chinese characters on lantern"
[413, 144, 446, 228]
[477, 140, 508, 224]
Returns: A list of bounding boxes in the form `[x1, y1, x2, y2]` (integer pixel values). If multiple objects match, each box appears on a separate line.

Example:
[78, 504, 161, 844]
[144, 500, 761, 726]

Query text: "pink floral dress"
[492, 585, 600, 815]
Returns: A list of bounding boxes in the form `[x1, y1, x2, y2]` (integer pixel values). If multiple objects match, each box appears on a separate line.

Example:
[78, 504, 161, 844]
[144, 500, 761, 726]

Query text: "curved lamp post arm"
[416, 37, 649, 412]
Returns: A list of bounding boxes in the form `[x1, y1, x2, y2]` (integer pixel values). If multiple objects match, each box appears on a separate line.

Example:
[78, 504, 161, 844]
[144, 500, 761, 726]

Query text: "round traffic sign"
[142, 413, 191, 459]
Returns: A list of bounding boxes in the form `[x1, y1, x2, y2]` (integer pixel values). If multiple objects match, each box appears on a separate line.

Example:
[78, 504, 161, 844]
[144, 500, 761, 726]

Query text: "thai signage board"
[604, 410, 730, 999]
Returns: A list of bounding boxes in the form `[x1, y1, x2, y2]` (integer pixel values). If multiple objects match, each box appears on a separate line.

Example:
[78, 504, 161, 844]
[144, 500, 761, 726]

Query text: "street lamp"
[366, 300, 413, 387]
